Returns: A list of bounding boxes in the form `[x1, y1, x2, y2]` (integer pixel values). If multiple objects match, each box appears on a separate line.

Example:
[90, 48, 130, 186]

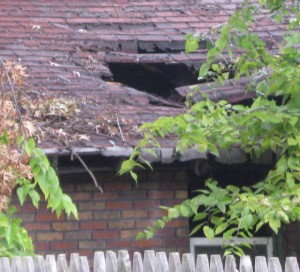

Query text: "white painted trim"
[190, 237, 273, 258]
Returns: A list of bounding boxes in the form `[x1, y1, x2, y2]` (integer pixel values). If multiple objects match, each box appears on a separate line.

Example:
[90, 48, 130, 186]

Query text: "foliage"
[0, 61, 77, 256]
[120, 0, 300, 255]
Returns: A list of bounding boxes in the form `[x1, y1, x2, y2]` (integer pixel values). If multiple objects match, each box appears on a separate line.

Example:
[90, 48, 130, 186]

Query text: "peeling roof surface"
[0, 0, 288, 161]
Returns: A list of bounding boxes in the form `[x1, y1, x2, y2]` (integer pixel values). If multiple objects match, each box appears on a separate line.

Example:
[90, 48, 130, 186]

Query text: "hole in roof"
[103, 62, 201, 100]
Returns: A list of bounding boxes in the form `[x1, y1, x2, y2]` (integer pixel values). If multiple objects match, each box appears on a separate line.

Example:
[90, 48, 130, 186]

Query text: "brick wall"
[12, 166, 190, 259]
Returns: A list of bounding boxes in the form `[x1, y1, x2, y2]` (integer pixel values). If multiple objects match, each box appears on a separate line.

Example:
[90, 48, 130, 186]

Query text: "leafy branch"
[119, 0, 300, 255]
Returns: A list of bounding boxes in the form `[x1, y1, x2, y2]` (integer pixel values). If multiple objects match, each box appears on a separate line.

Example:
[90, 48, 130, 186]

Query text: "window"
[190, 237, 273, 259]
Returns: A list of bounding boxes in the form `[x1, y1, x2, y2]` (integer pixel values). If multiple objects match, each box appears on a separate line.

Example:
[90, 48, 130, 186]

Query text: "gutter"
[43, 146, 274, 165]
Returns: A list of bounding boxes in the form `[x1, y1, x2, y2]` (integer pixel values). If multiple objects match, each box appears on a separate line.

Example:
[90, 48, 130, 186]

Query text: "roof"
[0, 0, 287, 163]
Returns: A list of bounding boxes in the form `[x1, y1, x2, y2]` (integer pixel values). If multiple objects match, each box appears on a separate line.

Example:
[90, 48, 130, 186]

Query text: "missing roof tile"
[104, 62, 200, 100]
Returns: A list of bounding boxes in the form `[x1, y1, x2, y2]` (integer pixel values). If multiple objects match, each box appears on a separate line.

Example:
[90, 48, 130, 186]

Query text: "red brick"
[148, 209, 168, 218]
[52, 222, 78, 231]
[36, 212, 65, 222]
[65, 231, 92, 240]
[135, 220, 156, 228]
[163, 237, 189, 247]
[155, 229, 175, 237]
[71, 192, 93, 201]
[78, 201, 105, 211]
[25, 223, 51, 231]
[93, 211, 121, 220]
[103, 181, 131, 191]
[120, 229, 139, 239]
[106, 241, 133, 249]
[148, 191, 174, 199]
[122, 210, 147, 219]
[50, 241, 77, 250]
[106, 201, 133, 210]
[166, 219, 188, 228]
[135, 239, 162, 248]
[34, 241, 49, 251]
[92, 231, 119, 240]
[80, 222, 107, 230]
[78, 211, 93, 220]
[134, 200, 160, 209]
[109, 220, 135, 229]
[37, 232, 63, 241]
[79, 241, 105, 249]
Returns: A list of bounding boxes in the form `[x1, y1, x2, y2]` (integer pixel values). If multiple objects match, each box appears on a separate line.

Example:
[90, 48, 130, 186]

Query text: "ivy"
[120, 0, 300, 254]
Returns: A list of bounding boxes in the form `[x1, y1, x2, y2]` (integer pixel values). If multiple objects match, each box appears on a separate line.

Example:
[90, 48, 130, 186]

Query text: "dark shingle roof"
[0, 0, 287, 161]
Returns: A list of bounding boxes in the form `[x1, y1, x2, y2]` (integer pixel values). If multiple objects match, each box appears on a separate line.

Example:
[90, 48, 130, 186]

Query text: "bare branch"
[0, 59, 24, 132]
[45, 128, 104, 193]
[116, 116, 125, 142]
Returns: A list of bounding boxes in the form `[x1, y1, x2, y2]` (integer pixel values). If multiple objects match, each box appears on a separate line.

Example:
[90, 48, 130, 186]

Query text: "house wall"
[12, 166, 190, 259]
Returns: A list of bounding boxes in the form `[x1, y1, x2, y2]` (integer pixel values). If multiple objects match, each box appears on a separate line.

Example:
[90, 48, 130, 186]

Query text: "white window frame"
[190, 237, 273, 258]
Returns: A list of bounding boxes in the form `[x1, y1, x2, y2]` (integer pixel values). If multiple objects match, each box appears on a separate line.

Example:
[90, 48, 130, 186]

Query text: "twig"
[116, 116, 125, 142]
[70, 147, 103, 193]
[0, 59, 24, 132]
[45, 128, 104, 193]
[110, 0, 120, 17]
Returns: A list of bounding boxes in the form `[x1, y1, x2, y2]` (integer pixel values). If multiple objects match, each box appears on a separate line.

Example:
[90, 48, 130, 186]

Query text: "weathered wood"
[255, 256, 268, 272]
[268, 258, 282, 272]
[45, 255, 57, 272]
[70, 253, 80, 272]
[240, 256, 253, 272]
[196, 254, 209, 272]
[118, 250, 131, 272]
[133, 252, 143, 272]
[94, 251, 106, 272]
[23, 256, 35, 272]
[106, 251, 118, 272]
[34, 255, 46, 272]
[79, 256, 90, 272]
[11, 256, 23, 272]
[57, 254, 68, 272]
[0, 257, 12, 272]
[285, 257, 300, 272]
[156, 252, 169, 272]
[224, 255, 237, 272]
[210, 255, 223, 272]
[143, 250, 156, 272]
[3, 250, 300, 272]
[182, 253, 195, 272]
[169, 253, 181, 272]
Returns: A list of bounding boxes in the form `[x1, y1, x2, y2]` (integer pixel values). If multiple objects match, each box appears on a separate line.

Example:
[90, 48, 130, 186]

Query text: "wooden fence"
[0, 250, 299, 272]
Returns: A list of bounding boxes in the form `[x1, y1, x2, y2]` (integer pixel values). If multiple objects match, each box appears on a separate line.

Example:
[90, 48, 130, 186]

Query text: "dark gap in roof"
[103, 62, 200, 99]
[137, 39, 207, 54]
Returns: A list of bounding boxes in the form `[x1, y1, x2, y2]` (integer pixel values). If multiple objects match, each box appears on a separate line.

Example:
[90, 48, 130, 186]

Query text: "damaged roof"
[0, 0, 288, 163]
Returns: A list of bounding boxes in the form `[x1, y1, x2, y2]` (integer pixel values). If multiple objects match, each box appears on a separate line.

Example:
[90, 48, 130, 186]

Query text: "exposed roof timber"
[176, 76, 256, 103]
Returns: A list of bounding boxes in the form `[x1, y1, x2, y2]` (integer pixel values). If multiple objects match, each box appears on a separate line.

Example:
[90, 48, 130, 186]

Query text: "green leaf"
[17, 185, 30, 206]
[130, 171, 138, 183]
[185, 34, 200, 53]
[24, 138, 35, 155]
[269, 218, 281, 233]
[136, 232, 146, 240]
[193, 212, 207, 222]
[215, 222, 228, 235]
[199, 63, 209, 78]
[239, 214, 253, 229]
[29, 190, 40, 209]
[203, 226, 215, 240]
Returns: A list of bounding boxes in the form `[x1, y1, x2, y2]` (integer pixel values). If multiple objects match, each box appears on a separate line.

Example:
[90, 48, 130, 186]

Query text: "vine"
[0, 60, 77, 256]
[119, 0, 300, 255]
